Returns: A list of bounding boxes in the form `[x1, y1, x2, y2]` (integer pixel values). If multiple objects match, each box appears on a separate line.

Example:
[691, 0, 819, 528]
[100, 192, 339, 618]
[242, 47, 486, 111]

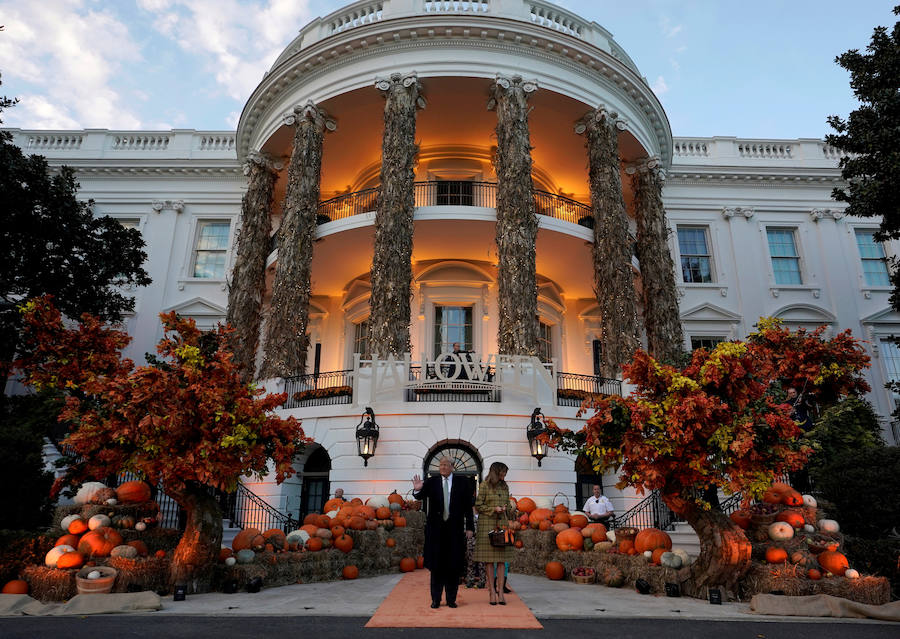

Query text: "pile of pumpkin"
[219, 491, 424, 581]
[729, 482, 860, 581]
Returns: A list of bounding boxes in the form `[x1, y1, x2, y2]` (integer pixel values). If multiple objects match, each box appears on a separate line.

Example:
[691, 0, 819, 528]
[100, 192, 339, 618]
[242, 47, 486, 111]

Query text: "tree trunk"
[491, 75, 539, 356]
[226, 152, 277, 381]
[582, 109, 641, 377]
[662, 493, 752, 599]
[629, 159, 684, 363]
[168, 482, 222, 594]
[368, 73, 421, 357]
[260, 103, 330, 378]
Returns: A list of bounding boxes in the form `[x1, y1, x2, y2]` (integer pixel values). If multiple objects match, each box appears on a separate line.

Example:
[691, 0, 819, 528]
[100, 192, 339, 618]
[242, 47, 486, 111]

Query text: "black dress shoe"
[431, 602, 440, 609]
[447, 602, 458, 608]
[503, 584, 512, 594]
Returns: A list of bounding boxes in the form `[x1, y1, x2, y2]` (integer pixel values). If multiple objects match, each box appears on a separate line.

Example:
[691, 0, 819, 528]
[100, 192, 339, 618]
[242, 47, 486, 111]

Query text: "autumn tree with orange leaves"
[545, 318, 870, 597]
[15, 296, 310, 592]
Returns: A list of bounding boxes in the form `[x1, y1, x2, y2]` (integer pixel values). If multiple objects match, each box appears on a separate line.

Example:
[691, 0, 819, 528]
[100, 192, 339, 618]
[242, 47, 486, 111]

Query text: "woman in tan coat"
[473, 461, 513, 605]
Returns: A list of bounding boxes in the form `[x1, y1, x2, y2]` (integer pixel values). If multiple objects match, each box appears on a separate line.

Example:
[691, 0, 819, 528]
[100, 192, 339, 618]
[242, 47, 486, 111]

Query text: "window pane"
[882, 339, 900, 406]
[538, 322, 553, 362]
[434, 305, 473, 356]
[690, 336, 724, 351]
[197, 223, 230, 250]
[856, 229, 890, 286]
[193, 221, 230, 279]
[354, 320, 370, 359]
[767, 229, 802, 285]
[193, 251, 226, 279]
[677, 227, 712, 283]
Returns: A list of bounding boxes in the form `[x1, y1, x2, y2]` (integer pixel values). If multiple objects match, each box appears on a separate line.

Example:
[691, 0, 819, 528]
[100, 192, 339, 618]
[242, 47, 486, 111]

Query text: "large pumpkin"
[818, 551, 849, 576]
[375, 506, 391, 520]
[334, 534, 354, 554]
[306, 537, 323, 551]
[116, 480, 152, 504]
[323, 498, 345, 512]
[517, 497, 536, 514]
[590, 525, 608, 544]
[618, 539, 634, 554]
[348, 516, 366, 530]
[781, 490, 804, 507]
[634, 528, 672, 553]
[342, 565, 359, 580]
[303, 513, 320, 526]
[539, 519, 552, 531]
[767, 521, 794, 542]
[765, 547, 788, 564]
[55, 533, 81, 548]
[569, 514, 588, 529]
[128, 540, 149, 557]
[399, 557, 416, 573]
[553, 512, 570, 525]
[56, 551, 85, 569]
[232, 527, 263, 552]
[545, 561, 564, 580]
[356, 505, 376, 520]
[528, 508, 553, 528]
[78, 527, 123, 557]
[393, 515, 407, 528]
[1, 580, 28, 594]
[45, 545, 76, 567]
[556, 528, 584, 550]
[730, 510, 751, 530]
[263, 529, 287, 551]
[776, 510, 805, 529]
[761, 488, 783, 504]
[67, 517, 89, 536]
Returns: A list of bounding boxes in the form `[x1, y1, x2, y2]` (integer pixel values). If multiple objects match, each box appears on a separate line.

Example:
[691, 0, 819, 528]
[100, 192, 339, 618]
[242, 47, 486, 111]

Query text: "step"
[221, 524, 241, 549]
[668, 521, 701, 557]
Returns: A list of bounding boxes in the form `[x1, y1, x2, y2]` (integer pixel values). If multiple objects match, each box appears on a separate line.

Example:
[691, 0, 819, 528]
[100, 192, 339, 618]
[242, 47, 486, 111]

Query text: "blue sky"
[0, 0, 895, 139]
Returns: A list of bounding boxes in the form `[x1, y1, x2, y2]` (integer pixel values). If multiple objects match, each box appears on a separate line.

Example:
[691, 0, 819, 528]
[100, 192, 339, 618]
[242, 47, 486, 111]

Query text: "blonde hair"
[484, 461, 508, 489]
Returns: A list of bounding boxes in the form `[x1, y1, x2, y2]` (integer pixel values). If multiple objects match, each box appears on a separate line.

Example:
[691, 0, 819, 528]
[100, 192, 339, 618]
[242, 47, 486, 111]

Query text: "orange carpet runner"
[365, 570, 542, 628]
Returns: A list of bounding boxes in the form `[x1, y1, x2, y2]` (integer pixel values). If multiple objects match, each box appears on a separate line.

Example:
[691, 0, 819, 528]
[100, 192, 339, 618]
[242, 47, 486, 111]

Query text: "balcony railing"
[556, 372, 622, 407]
[405, 365, 502, 402]
[283, 370, 353, 409]
[315, 181, 593, 227]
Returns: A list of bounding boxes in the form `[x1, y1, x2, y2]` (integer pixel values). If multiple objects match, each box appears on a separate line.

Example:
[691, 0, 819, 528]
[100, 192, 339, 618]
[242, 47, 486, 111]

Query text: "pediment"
[163, 297, 226, 317]
[416, 261, 493, 285]
[343, 277, 372, 305]
[773, 304, 836, 324]
[680, 302, 742, 322]
[537, 281, 564, 310]
[861, 307, 900, 325]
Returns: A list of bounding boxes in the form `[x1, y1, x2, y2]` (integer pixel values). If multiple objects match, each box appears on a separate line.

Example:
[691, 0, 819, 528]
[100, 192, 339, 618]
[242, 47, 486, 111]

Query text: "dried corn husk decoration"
[489, 75, 539, 356]
[579, 108, 641, 377]
[226, 152, 278, 380]
[629, 159, 684, 362]
[368, 73, 423, 357]
[260, 102, 332, 378]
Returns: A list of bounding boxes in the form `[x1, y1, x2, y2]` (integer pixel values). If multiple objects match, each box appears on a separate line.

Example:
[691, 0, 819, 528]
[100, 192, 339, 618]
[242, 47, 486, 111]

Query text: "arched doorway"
[423, 441, 483, 481]
[575, 452, 605, 511]
[299, 446, 331, 519]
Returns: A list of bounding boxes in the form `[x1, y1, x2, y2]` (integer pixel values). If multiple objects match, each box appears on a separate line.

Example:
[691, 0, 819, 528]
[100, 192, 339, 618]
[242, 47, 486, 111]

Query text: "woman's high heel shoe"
[498, 591, 506, 605]
[489, 587, 498, 605]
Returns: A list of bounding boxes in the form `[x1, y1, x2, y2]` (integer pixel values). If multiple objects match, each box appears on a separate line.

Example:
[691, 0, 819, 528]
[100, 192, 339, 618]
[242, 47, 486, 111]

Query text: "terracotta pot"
[76, 566, 117, 594]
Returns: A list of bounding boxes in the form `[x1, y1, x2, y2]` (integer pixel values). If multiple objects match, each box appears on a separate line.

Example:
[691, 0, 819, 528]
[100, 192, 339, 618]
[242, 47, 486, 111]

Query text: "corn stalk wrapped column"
[368, 72, 423, 357]
[578, 108, 641, 377]
[628, 158, 684, 362]
[226, 152, 279, 380]
[489, 75, 539, 356]
[260, 103, 334, 378]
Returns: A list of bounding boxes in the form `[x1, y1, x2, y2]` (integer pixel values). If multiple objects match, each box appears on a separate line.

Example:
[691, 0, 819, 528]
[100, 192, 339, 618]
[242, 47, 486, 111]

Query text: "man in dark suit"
[412, 457, 474, 608]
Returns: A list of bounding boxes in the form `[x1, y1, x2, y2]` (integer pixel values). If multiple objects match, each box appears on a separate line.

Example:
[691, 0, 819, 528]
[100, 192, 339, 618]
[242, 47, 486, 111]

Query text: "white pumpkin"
[134, 522, 147, 532]
[534, 497, 553, 510]
[106, 498, 118, 506]
[366, 495, 389, 509]
[660, 551, 683, 569]
[672, 548, 692, 566]
[88, 514, 111, 530]
[803, 524, 815, 533]
[845, 569, 860, 579]
[60, 514, 82, 532]
[286, 529, 311, 547]
[818, 519, 840, 533]
[606, 530, 616, 543]
[45, 545, 76, 567]
[570, 510, 587, 520]
[224, 556, 236, 567]
[110, 544, 138, 559]
[643, 550, 653, 560]
[73, 481, 108, 506]
[326, 510, 338, 519]
[86, 570, 101, 580]
[768, 521, 795, 541]
[802, 494, 817, 509]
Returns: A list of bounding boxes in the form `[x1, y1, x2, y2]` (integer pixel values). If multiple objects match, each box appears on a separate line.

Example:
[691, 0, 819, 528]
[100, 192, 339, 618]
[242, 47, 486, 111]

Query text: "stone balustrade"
[4, 129, 238, 160]
[671, 136, 843, 168]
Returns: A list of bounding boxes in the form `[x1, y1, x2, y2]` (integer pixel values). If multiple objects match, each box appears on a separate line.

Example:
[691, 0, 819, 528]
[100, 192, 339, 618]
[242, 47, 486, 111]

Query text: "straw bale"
[108, 556, 170, 594]
[739, 562, 889, 605]
[21, 565, 77, 602]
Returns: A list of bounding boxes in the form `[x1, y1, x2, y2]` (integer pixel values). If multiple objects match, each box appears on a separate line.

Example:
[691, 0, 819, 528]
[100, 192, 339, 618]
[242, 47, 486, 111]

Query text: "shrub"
[807, 397, 884, 469]
[843, 536, 900, 601]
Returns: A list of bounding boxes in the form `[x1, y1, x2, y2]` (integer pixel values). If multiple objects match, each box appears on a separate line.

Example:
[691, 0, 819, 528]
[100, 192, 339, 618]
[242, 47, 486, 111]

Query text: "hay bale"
[739, 562, 890, 605]
[108, 556, 170, 594]
[21, 565, 77, 602]
[120, 527, 181, 553]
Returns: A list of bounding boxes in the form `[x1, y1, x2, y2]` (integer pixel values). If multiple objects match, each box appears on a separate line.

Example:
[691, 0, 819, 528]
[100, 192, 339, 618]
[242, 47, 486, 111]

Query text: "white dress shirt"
[583, 494, 614, 518]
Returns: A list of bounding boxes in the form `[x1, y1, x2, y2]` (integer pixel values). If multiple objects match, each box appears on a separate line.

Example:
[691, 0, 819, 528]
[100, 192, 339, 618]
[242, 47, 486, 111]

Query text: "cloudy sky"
[0, 0, 894, 138]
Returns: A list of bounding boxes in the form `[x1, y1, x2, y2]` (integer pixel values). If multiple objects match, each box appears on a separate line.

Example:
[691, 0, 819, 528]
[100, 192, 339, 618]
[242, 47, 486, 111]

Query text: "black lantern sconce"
[355, 407, 379, 467]
[526, 407, 548, 467]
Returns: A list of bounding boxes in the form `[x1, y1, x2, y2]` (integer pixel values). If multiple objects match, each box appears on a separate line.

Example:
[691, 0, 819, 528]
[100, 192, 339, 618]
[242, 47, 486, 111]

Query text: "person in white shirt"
[583, 485, 614, 527]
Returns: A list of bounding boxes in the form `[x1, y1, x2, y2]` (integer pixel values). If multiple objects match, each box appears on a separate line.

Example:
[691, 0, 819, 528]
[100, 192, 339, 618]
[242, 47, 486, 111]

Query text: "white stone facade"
[7, 0, 899, 519]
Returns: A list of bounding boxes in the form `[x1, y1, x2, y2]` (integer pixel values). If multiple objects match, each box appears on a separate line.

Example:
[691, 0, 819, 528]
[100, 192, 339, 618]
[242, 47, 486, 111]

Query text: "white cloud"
[225, 110, 241, 128]
[137, 0, 314, 103]
[0, 0, 143, 129]
[652, 75, 669, 95]
[660, 17, 683, 38]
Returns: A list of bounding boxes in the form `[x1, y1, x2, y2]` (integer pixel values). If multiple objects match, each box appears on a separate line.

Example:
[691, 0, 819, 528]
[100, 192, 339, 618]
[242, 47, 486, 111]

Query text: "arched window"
[574, 452, 605, 511]
[299, 446, 331, 519]
[423, 442, 483, 480]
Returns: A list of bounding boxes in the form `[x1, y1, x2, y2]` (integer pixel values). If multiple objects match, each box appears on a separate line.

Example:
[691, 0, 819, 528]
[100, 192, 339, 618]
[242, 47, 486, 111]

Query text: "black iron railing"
[718, 492, 744, 516]
[314, 181, 593, 227]
[614, 490, 681, 531]
[556, 372, 622, 407]
[405, 365, 501, 402]
[216, 482, 298, 532]
[283, 369, 353, 409]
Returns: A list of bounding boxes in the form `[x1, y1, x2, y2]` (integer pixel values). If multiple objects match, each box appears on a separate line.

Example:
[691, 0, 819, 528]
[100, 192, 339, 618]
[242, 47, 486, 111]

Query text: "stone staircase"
[221, 524, 242, 549]
[668, 521, 701, 558]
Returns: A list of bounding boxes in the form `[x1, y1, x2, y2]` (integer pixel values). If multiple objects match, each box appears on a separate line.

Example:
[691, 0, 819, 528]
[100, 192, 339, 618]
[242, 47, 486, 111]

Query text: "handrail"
[218, 482, 298, 532]
[613, 490, 680, 531]
[556, 372, 622, 407]
[283, 369, 354, 409]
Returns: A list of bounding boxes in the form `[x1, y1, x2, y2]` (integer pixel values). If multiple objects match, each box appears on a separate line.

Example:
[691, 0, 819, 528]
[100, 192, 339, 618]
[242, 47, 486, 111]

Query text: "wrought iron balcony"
[283, 369, 354, 409]
[556, 372, 622, 407]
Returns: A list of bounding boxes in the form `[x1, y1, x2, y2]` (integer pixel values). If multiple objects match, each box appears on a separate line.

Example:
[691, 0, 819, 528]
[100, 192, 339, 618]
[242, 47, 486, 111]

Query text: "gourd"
[78, 527, 123, 557]
[551, 522, 569, 534]
[113, 514, 135, 529]
[568, 513, 588, 529]
[135, 522, 147, 532]
[634, 528, 672, 553]
[555, 528, 583, 551]
[236, 549, 255, 564]
[45, 545, 76, 567]
[66, 516, 89, 536]
[88, 514, 111, 530]
[73, 482, 108, 506]
[802, 494, 817, 508]
[399, 557, 416, 572]
[1, 580, 29, 594]
[672, 548, 691, 566]
[803, 524, 815, 533]
[660, 551, 683, 569]
[844, 569, 860, 579]
[56, 551, 84, 570]
[818, 519, 840, 533]
[232, 527, 263, 552]
[343, 565, 359, 580]
[765, 547, 788, 564]
[334, 534, 354, 553]
[767, 521, 794, 541]
[545, 561, 564, 580]
[775, 510, 805, 529]
[594, 541, 613, 552]
[110, 544, 138, 559]
[602, 566, 625, 587]
[116, 480, 152, 504]
[516, 497, 536, 513]
[583, 538, 594, 551]
[818, 551, 849, 576]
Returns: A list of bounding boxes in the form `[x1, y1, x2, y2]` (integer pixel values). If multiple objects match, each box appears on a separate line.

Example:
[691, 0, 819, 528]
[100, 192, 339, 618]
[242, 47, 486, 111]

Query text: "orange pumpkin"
[781, 490, 804, 507]
[331, 525, 346, 538]
[553, 512, 570, 525]
[762, 488, 783, 504]
[303, 513, 320, 526]
[351, 515, 369, 531]
[765, 547, 788, 564]
[591, 526, 608, 544]
[517, 497, 536, 514]
[386, 537, 396, 548]
[818, 551, 849, 576]
[416, 556, 425, 569]
[730, 510, 751, 530]
[299, 524, 319, 538]
[306, 537, 323, 551]
[514, 539, 524, 549]
[154, 550, 166, 559]
[399, 557, 416, 572]
[771, 482, 793, 496]
[233, 527, 263, 551]
[807, 568, 822, 580]
[375, 506, 391, 520]
[545, 561, 565, 580]
[334, 534, 354, 554]
[619, 540, 634, 554]
[128, 540, 149, 557]
[323, 498, 345, 512]
[387, 491, 404, 506]
[529, 508, 553, 527]
[350, 498, 363, 506]
[554, 503, 569, 513]
[263, 529, 287, 551]
[651, 548, 667, 565]
[634, 528, 672, 553]
[539, 519, 552, 531]
[776, 510, 805, 529]
[56, 533, 81, 547]
[78, 527, 123, 557]
[518, 513, 529, 527]
[2, 580, 28, 594]
[342, 565, 359, 580]
[556, 528, 584, 551]
[56, 551, 85, 569]
[356, 505, 376, 520]
[393, 515, 407, 528]
[316, 515, 331, 528]
[67, 518, 89, 536]
[569, 514, 589, 529]
[116, 480, 152, 504]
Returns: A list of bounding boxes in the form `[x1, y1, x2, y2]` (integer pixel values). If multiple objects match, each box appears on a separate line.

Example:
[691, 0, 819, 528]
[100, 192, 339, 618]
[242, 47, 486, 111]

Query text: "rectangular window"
[433, 305, 473, 357]
[767, 228, 802, 285]
[677, 226, 713, 283]
[537, 321, 553, 362]
[436, 180, 474, 206]
[855, 229, 890, 287]
[881, 339, 900, 407]
[117, 218, 140, 230]
[690, 336, 725, 351]
[192, 221, 230, 279]
[353, 320, 370, 359]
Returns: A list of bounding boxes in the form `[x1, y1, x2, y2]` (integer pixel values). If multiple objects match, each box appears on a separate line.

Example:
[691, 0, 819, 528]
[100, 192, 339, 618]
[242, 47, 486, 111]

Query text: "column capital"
[624, 157, 665, 181]
[574, 106, 627, 135]
[374, 72, 426, 108]
[722, 206, 755, 220]
[281, 101, 336, 131]
[243, 150, 285, 175]
[487, 74, 538, 110]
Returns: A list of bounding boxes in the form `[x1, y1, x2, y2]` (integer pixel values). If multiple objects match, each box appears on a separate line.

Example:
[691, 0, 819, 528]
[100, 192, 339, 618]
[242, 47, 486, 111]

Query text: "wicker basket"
[76, 566, 117, 594]
[552, 492, 570, 511]
[573, 571, 595, 585]
[750, 513, 776, 527]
